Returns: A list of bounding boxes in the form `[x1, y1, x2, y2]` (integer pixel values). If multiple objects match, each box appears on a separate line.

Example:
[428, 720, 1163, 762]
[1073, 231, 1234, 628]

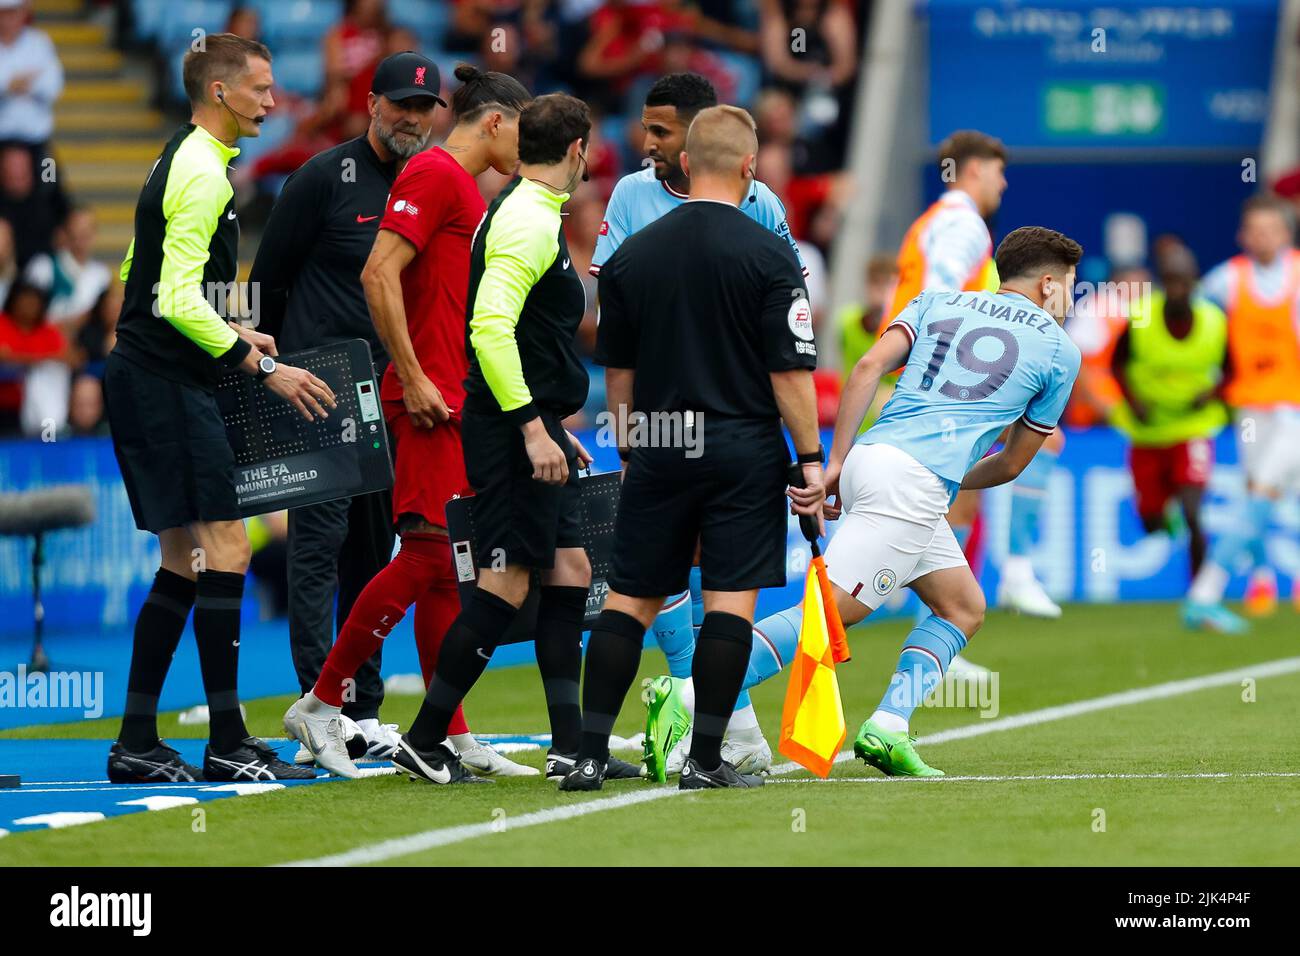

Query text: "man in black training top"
[249, 51, 445, 762]
[561, 105, 826, 791]
[104, 34, 335, 783]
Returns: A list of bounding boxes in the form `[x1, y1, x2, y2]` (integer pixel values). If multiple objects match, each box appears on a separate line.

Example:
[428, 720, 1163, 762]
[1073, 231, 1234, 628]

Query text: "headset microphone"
[217, 88, 264, 125]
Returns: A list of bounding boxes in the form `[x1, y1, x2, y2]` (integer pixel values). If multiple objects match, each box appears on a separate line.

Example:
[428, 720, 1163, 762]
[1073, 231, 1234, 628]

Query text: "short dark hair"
[644, 72, 717, 122]
[182, 33, 271, 106]
[937, 129, 1007, 176]
[994, 226, 1083, 281]
[1241, 192, 1293, 225]
[518, 94, 591, 166]
[451, 64, 531, 123]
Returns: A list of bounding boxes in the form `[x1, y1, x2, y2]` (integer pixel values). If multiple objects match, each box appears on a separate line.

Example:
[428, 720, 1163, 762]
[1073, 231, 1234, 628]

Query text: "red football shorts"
[385, 400, 470, 529]
[1129, 436, 1214, 520]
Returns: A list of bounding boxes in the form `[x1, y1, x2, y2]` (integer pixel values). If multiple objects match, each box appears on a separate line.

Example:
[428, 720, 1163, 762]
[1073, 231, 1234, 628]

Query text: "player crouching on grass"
[715, 226, 1083, 777]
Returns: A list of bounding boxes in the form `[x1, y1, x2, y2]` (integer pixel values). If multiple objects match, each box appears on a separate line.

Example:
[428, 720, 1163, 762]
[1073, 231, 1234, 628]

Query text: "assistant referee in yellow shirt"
[104, 34, 334, 784]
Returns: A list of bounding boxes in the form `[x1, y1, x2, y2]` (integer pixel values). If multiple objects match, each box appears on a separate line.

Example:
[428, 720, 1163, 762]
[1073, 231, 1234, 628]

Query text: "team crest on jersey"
[873, 569, 897, 596]
[599, 220, 609, 236]
[788, 297, 814, 341]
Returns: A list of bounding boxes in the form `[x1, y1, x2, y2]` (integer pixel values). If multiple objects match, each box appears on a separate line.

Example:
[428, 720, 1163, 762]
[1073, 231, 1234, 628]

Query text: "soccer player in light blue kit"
[595, 72, 806, 776]
[741, 226, 1082, 776]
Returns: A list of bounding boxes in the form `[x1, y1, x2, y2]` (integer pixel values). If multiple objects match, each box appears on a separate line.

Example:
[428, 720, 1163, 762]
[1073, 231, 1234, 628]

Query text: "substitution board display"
[445, 470, 620, 636]
[216, 338, 393, 517]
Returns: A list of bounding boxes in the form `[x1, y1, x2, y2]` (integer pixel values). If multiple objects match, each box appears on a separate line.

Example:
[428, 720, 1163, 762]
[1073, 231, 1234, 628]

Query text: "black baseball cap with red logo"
[371, 51, 447, 107]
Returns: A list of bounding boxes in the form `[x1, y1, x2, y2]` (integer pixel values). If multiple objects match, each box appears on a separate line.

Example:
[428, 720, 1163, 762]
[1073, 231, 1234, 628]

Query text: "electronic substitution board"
[217, 338, 393, 517]
[445, 470, 620, 637]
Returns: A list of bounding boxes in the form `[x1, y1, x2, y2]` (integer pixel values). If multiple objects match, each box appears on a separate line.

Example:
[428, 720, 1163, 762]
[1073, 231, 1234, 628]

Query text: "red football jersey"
[378, 146, 486, 413]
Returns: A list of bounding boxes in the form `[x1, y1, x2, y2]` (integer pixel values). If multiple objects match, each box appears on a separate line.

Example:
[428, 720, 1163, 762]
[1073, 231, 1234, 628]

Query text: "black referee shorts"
[104, 352, 241, 533]
[609, 417, 789, 596]
[461, 402, 582, 570]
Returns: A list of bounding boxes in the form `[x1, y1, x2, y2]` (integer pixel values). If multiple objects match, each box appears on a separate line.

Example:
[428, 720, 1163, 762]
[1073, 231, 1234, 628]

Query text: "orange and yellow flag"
[778, 558, 848, 777]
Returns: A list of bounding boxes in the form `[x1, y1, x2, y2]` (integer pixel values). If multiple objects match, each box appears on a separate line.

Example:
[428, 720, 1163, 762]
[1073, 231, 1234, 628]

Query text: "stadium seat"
[129, 0, 168, 43]
[256, 0, 343, 48]
[158, 0, 234, 52]
[387, 0, 450, 48]
[271, 47, 326, 98]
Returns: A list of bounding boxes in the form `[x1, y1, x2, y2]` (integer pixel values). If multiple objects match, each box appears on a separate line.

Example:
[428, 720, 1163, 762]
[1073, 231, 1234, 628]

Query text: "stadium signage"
[928, 0, 1274, 148]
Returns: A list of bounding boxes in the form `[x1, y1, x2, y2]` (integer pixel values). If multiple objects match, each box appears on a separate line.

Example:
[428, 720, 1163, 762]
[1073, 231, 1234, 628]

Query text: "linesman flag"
[778, 559, 849, 777]
[778, 462, 851, 778]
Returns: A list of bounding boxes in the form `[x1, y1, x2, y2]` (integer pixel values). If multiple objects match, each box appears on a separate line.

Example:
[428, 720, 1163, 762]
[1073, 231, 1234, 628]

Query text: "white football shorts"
[824, 442, 969, 611]
[1235, 405, 1300, 494]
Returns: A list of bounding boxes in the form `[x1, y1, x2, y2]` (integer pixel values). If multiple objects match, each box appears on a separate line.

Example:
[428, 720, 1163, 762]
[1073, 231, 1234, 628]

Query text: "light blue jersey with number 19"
[862, 289, 1082, 498]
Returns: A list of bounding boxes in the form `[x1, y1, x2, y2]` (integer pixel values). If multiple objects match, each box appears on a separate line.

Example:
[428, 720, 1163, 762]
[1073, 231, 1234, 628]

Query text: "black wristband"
[503, 401, 540, 428]
[219, 336, 253, 370]
[796, 445, 825, 465]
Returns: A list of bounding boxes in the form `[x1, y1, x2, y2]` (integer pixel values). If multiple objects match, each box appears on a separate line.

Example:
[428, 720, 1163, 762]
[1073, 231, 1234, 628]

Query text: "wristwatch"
[255, 354, 277, 381]
[796, 445, 825, 465]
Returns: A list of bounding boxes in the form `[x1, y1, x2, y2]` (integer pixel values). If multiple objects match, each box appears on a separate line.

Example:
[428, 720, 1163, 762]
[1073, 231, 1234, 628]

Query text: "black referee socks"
[578, 609, 647, 763]
[535, 586, 587, 757]
[406, 587, 519, 752]
[119, 568, 196, 753]
[193, 570, 250, 753]
[689, 611, 754, 772]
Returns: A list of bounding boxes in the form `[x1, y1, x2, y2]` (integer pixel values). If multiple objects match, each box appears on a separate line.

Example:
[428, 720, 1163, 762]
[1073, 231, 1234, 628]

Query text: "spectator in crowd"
[225, 4, 261, 41]
[577, 0, 698, 108]
[0, 0, 64, 157]
[448, 0, 557, 64]
[0, 278, 66, 434]
[0, 217, 15, 305]
[0, 144, 68, 268]
[759, 0, 858, 173]
[24, 206, 111, 338]
[66, 371, 106, 436]
[71, 279, 121, 378]
[325, 0, 391, 90]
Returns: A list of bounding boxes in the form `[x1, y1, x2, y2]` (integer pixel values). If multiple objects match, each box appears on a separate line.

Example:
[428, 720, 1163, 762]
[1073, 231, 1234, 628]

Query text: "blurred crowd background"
[2, 0, 868, 447]
[1, 0, 1296, 618]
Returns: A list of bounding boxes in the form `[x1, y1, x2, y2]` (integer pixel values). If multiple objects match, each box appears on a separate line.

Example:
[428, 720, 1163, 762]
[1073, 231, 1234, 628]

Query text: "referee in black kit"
[103, 35, 334, 783]
[249, 52, 445, 759]
[560, 105, 826, 791]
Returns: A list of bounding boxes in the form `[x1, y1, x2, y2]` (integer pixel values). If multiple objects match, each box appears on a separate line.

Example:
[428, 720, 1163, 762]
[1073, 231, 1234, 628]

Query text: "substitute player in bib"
[283, 66, 539, 778]
[594, 72, 806, 776]
[1110, 249, 1229, 603]
[1184, 194, 1300, 631]
[727, 227, 1082, 777]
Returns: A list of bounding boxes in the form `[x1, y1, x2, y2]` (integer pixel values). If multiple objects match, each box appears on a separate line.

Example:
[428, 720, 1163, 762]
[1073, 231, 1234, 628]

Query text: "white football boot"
[721, 734, 773, 774]
[997, 557, 1062, 618]
[355, 718, 403, 760]
[283, 692, 361, 778]
[457, 740, 541, 777]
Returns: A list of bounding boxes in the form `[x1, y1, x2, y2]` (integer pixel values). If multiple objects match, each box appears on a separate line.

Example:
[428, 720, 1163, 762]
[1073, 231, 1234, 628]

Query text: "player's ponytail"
[452, 63, 532, 123]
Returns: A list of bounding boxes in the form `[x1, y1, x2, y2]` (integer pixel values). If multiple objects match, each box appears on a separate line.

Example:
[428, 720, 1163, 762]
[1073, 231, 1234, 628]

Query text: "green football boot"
[853, 718, 944, 777]
[641, 676, 692, 783]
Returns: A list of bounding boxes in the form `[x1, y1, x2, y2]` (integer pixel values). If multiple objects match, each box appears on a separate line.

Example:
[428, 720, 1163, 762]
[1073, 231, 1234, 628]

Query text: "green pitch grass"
[2, 601, 1298, 866]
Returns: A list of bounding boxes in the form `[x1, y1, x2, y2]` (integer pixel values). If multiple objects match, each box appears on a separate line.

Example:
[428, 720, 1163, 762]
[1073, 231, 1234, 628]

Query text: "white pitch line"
[764, 771, 1300, 784]
[279, 655, 1300, 867]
